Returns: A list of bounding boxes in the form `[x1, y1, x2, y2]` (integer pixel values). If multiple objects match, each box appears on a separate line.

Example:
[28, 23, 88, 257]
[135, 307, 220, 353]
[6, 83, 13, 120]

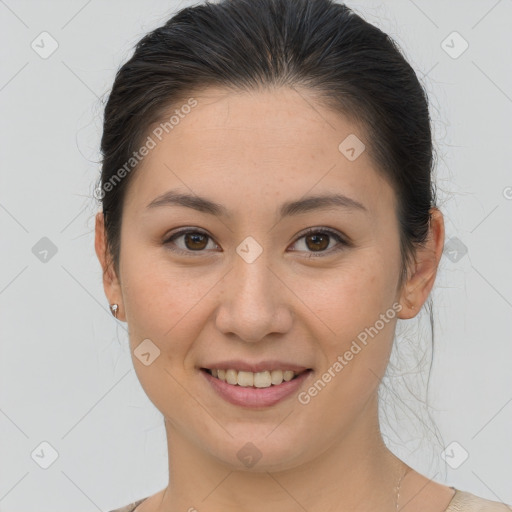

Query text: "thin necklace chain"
[395, 465, 412, 511]
[151, 461, 413, 511]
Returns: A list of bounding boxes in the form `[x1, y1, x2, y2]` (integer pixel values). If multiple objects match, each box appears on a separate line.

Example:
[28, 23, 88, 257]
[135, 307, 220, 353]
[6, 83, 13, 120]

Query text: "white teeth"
[237, 371, 254, 387]
[208, 368, 301, 387]
[254, 371, 271, 388]
[226, 369, 238, 385]
[283, 370, 295, 382]
[271, 370, 284, 385]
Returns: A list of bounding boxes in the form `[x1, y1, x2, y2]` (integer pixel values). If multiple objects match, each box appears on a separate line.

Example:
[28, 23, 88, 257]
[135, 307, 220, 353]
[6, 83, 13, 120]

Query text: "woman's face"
[98, 86, 416, 471]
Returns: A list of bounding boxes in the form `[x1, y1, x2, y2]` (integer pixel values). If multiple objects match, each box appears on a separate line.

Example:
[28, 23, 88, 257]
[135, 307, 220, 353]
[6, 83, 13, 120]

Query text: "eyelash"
[163, 227, 350, 258]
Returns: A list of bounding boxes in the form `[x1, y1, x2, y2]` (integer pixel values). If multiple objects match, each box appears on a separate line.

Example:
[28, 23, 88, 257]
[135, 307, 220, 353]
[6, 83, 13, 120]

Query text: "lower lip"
[201, 369, 313, 408]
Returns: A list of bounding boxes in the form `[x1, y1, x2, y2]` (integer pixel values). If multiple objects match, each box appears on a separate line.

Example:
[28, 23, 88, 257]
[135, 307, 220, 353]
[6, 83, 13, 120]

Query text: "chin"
[206, 428, 312, 473]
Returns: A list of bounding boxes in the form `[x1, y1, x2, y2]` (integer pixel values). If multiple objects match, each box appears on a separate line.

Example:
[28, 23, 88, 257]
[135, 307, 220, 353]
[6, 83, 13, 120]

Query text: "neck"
[158, 393, 408, 512]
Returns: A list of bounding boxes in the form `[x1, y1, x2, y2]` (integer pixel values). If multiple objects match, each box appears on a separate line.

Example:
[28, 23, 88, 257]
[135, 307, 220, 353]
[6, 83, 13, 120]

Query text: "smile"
[200, 368, 313, 408]
[203, 368, 307, 388]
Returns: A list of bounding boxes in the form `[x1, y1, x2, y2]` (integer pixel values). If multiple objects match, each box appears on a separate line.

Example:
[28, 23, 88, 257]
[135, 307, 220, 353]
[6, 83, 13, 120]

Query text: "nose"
[214, 251, 294, 343]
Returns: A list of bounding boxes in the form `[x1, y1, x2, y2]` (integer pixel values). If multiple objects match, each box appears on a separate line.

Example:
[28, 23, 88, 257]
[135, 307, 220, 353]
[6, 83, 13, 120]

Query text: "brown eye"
[290, 227, 349, 257]
[183, 232, 209, 250]
[304, 232, 330, 252]
[163, 229, 218, 255]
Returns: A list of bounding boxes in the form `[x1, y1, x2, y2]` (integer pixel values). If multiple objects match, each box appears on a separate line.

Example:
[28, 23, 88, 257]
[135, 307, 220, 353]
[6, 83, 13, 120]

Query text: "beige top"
[109, 488, 512, 512]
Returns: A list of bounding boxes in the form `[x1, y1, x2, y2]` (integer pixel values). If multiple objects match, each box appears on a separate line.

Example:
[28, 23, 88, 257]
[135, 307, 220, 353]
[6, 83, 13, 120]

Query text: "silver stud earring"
[109, 303, 119, 319]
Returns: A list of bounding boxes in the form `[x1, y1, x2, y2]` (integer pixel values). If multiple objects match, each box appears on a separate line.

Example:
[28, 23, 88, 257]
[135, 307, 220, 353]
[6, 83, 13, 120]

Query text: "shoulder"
[108, 497, 149, 512]
[446, 489, 512, 511]
[107, 489, 512, 512]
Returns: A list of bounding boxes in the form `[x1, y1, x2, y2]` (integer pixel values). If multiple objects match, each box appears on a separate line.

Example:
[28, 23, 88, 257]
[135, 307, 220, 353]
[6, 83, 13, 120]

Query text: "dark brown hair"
[98, 0, 437, 289]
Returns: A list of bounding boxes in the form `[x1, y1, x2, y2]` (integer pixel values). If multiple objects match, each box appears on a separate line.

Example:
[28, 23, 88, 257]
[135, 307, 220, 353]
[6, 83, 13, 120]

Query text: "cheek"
[120, 246, 221, 358]
[308, 259, 395, 346]
[305, 254, 399, 401]
[120, 256, 212, 414]
[299, 266, 398, 428]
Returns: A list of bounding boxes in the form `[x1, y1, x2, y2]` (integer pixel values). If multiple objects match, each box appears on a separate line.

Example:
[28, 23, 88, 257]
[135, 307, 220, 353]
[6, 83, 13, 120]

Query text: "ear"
[397, 207, 445, 319]
[94, 211, 125, 322]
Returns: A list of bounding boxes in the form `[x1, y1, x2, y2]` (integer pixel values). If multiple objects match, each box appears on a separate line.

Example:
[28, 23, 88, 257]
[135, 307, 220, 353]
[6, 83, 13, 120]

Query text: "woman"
[95, 0, 511, 510]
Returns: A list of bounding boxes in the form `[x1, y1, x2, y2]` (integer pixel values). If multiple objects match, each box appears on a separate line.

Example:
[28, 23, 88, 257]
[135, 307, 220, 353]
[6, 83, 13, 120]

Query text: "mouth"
[201, 367, 311, 388]
[200, 367, 314, 408]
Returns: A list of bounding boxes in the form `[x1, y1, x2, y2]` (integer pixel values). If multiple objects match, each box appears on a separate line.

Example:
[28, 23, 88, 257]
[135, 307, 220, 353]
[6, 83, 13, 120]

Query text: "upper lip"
[200, 360, 311, 373]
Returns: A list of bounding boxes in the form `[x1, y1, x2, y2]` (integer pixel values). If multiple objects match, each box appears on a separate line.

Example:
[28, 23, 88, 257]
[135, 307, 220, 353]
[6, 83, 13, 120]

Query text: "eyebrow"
[146, 190, 368, 219]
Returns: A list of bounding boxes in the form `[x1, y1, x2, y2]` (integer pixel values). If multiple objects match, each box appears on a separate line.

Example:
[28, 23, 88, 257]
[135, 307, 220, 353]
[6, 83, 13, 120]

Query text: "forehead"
[124, 86, 395, 218]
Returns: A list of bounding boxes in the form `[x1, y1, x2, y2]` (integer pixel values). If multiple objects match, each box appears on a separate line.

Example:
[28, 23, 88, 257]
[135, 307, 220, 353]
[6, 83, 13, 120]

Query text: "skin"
[95, 86, 453, 512]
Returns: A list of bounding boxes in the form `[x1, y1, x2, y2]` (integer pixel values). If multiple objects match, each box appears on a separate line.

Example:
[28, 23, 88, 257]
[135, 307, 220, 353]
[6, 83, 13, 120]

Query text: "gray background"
[0, 0, 511, 510]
